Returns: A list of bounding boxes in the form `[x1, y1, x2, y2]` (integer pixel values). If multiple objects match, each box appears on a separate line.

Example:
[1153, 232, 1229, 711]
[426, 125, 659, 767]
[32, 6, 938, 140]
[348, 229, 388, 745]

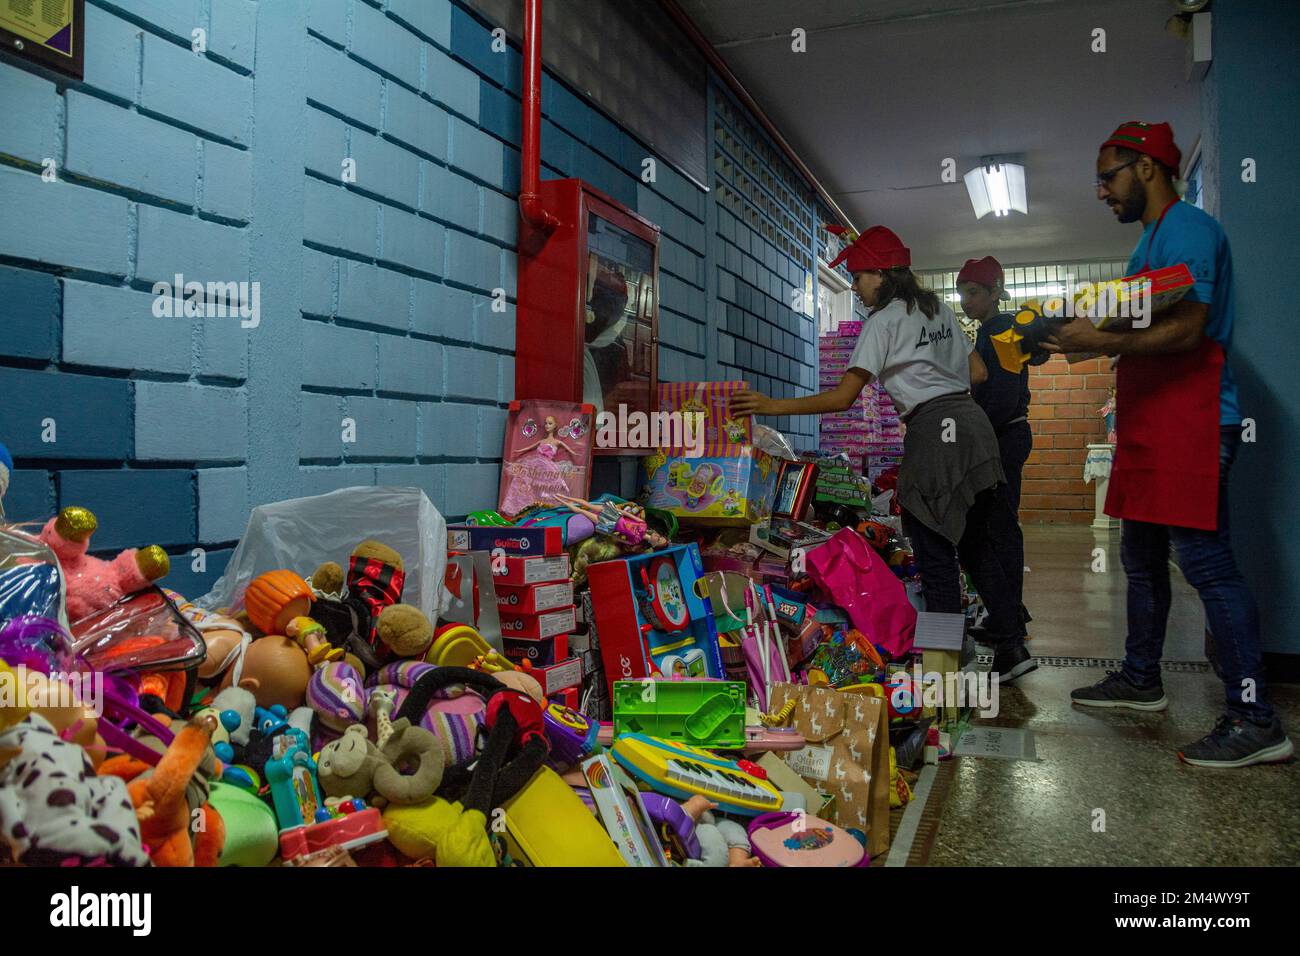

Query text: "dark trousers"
[903, 487, 1025, 645]
[992, 420, 1033, 633]
[1120, 426, 1271, 724]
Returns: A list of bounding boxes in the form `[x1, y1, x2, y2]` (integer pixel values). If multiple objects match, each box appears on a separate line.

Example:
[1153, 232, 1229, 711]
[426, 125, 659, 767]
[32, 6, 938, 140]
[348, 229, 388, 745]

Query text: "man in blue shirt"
[1049, 121, 1291, 769]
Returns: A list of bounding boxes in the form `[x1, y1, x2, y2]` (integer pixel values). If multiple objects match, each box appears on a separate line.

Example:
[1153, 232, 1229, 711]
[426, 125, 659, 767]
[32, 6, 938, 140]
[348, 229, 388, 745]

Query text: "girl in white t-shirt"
[732, 226, 1035, 682]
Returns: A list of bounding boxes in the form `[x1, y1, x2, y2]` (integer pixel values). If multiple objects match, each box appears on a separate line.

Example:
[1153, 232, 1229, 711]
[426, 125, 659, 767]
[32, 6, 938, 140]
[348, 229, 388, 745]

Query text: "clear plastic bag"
[198, 486, 450, 626]
[0, 522, 69, 632]
[70, 586, 207, 673]
[752, 423, 796, 461]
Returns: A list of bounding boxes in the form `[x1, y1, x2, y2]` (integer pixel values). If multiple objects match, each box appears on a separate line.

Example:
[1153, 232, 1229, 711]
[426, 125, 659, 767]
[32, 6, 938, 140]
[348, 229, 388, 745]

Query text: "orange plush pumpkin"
[244, 570, 313, 635]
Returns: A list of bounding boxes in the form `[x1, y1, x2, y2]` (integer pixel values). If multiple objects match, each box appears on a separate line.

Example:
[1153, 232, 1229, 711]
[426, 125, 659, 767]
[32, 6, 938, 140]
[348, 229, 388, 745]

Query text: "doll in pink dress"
[501, 416, 578, 516]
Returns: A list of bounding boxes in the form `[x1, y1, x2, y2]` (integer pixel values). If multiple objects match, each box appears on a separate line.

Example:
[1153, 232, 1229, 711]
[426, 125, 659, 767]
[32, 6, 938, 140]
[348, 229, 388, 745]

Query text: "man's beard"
[1113, 181, 1147, 223]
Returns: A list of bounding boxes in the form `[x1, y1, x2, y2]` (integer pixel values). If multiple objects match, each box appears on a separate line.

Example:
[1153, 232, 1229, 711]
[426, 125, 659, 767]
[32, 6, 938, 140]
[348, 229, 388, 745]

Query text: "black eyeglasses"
[1093, 159, 1138, 189]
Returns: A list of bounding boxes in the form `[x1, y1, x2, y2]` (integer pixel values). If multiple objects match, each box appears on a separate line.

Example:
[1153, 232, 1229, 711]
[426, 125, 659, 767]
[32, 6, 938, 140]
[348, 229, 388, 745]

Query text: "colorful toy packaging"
[657, 380, 752, 453]
[587, 544, 724, 691]
[498, 400, 595, 518]
[642, 446, 778, 526]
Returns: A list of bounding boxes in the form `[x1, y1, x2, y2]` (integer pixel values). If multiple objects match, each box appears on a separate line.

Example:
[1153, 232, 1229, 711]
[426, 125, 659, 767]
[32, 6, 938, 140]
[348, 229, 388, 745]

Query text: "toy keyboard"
[611, 733, 783, 817]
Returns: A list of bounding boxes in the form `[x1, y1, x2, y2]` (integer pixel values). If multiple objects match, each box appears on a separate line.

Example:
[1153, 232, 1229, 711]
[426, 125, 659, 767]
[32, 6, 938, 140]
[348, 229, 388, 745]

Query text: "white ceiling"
[678, 0, 1203, 269]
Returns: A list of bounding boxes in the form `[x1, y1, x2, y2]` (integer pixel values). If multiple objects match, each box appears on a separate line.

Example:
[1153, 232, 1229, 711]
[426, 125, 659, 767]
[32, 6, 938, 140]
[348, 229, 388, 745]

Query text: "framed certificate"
[0, 0, 84, 79]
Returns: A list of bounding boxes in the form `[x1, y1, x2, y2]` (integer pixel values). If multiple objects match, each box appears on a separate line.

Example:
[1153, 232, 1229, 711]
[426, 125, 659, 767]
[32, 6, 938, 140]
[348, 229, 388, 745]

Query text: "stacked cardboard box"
[492, 553, 582, 703]
[863, 381, 905, 482]
[818, 325, 869, 468]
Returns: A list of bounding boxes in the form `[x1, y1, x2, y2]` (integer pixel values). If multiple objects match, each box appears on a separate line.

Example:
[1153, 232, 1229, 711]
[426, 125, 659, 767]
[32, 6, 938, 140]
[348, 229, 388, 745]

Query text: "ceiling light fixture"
[964, 158, 1028, 219]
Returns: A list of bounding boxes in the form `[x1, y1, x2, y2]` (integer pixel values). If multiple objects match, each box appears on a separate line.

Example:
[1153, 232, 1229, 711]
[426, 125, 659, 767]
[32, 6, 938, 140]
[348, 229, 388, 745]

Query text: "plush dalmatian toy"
[0, 714, 150, 866]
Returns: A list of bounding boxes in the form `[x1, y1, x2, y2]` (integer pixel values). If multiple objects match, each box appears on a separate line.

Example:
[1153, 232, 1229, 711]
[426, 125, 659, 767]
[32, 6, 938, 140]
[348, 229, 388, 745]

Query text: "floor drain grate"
[975, 654, 1211, 673]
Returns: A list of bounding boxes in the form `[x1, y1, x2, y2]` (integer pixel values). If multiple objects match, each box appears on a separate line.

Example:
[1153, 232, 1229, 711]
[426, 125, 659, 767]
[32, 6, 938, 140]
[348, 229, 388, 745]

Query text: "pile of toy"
[0, 389, 980, 868]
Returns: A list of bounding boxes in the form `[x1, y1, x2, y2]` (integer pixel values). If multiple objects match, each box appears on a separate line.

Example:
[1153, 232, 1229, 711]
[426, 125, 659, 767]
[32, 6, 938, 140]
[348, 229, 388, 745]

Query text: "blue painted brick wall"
[2, 0, 830, 601]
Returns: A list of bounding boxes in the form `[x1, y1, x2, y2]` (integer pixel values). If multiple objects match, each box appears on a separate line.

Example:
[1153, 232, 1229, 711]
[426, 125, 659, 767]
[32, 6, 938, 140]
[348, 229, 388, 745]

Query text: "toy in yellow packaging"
[500, 765, 625, 866]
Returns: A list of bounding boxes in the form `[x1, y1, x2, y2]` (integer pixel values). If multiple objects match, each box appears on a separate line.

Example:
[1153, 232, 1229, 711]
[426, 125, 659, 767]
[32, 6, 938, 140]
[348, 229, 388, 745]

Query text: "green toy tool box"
[612, 679, 747, 749]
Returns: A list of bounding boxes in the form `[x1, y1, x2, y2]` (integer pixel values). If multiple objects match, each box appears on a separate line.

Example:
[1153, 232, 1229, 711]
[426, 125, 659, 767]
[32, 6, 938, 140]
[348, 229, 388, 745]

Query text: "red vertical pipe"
[519, 0, 558, 231]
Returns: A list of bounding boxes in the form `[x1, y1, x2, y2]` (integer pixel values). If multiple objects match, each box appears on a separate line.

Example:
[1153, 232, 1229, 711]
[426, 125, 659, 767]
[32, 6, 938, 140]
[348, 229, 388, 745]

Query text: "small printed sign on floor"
[953, 726, 1039, 762]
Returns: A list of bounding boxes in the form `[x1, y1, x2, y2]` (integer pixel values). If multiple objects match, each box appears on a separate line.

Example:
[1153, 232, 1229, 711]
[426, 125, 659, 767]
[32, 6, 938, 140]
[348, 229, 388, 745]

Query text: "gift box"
[532, 656, 584, 697]
[498, 400, 595, 517]
[587, 544, 724, 693]
[448, 523, 565, 557]
[642, 446, 778, 527]
[656, 380, 751, 455]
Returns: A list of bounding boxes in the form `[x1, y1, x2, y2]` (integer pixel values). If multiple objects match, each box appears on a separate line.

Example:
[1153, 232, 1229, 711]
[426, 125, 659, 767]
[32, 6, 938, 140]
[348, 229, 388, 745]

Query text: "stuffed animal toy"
[317, 719, 445, 807]
[399, 667, 549, 814]
[310, 540, 404, 636]
[365, 660, 489, 768]
[382, 794, 497, 868]
[375, 603, 435, 659]
[218, 634, 311, 710]
[379, 667, 552, 868]
[0, 711, 150, 866]
[316, 724, 384, 802]
[309, 539, 414, 669]
[38, 506, 170, 622]
[123, 713, 225, 867]
[307, 660, 368, 734]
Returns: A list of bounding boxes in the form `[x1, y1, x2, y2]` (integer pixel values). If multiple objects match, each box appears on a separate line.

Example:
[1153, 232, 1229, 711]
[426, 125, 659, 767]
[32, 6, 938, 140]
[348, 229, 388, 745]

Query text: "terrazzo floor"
[930, 525, 1300, 867]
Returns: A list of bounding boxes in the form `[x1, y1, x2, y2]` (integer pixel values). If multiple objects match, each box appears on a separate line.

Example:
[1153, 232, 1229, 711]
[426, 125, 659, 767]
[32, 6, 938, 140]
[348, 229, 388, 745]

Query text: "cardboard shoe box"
[499, 605, 576, 640]
[496, 580, 574, 615]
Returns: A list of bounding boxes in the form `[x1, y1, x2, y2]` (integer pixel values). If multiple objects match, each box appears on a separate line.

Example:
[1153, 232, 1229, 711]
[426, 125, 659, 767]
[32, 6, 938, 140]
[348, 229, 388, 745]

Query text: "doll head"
[544, 415, 557, 435]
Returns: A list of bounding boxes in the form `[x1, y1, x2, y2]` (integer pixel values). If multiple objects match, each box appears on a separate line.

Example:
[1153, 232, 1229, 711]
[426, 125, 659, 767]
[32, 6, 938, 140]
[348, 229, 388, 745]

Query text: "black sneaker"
[1070, 671, 1168, 711]
[991, 642, 1036, 684]
[1178, 716, 1295, 768]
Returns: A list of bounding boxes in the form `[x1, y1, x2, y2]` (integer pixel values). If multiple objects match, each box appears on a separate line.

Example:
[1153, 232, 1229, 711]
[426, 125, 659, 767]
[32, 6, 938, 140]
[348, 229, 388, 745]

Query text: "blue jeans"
[1120, 426, 1272, 723]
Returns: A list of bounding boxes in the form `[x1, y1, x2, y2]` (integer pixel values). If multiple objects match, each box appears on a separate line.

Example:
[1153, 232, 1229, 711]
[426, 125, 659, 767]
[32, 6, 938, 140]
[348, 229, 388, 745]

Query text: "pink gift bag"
[805, 529, 916, 658]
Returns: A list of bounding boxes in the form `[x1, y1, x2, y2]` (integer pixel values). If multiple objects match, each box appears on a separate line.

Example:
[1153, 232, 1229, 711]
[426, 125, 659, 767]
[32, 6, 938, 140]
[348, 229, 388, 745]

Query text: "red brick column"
[1022, 355, 1116, 524]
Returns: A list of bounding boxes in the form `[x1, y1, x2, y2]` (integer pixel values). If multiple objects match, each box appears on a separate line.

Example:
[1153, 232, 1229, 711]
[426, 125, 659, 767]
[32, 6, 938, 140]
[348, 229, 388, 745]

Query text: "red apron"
[1104, 338, 1222, 531]
[1104, 199, 1223, 532]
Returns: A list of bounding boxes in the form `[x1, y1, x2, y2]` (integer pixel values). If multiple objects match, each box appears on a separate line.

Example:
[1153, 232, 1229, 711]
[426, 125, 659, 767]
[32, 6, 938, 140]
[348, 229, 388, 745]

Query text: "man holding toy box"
[1050, 120, 1291, 768]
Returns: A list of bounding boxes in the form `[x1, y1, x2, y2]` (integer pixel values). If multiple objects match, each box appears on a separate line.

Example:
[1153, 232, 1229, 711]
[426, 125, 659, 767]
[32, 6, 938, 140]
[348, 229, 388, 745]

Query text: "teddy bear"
[316, 717, 445, 808]
[311, 540, 435, 663]
[38, 506, 170, 622]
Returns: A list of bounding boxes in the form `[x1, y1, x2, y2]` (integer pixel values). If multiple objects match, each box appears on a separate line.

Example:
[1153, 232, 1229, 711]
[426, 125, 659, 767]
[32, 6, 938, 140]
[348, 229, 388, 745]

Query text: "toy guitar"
[611, 733, 783, 817]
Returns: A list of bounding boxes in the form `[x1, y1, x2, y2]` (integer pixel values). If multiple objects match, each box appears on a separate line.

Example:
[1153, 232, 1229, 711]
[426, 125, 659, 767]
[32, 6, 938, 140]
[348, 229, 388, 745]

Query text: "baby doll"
[682, 795, 759, 867]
